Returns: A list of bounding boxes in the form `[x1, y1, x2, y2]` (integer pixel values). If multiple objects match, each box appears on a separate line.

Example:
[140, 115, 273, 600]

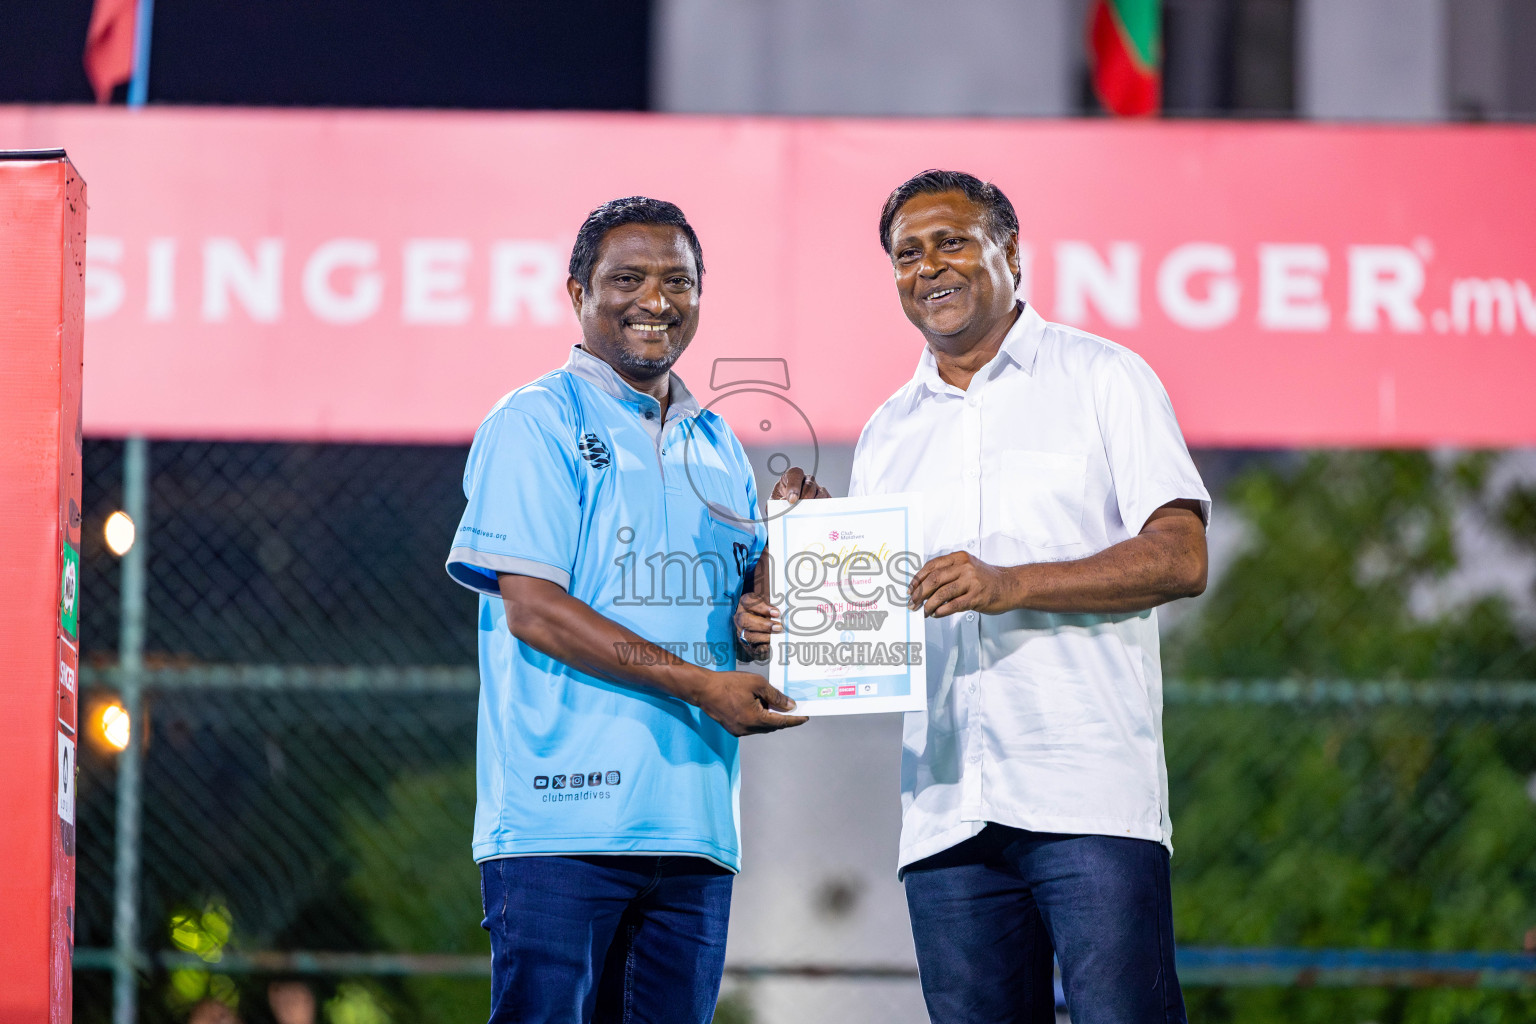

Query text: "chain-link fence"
[72, 440, 1536, 1024]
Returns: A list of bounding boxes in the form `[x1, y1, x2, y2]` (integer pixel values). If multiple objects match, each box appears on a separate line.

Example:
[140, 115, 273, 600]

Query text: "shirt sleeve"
[1096, 349, 1211, 535]
[445, 407, 580, 597]
[846, 423, 872, 499]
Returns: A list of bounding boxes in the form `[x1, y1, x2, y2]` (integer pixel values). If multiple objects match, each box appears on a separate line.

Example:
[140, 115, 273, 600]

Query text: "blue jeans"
[480, 855, 733, 1024]
[904, 825, 1186, 1024]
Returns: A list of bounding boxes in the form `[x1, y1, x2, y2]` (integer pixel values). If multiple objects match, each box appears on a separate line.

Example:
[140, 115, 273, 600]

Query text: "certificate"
[765, 493, 927, 716]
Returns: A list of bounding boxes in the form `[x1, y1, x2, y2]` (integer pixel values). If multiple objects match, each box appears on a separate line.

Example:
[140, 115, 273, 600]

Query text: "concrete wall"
[727, 714, 928, 1023]
[658, 0, 1533, 123]
[1299, 0, 1536, 121]
[1449, 0, 1536, 119]
[653, 0, 1078, 116]
[1298, 0, 1447, 119]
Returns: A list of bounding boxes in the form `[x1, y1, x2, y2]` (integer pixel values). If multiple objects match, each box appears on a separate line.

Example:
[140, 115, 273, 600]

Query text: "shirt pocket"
[706, 504, 759, 595]
[996, 451, 1088, 548]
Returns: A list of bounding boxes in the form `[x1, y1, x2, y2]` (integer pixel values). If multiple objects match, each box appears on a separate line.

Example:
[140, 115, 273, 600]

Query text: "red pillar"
[0, 150, 86, 1024]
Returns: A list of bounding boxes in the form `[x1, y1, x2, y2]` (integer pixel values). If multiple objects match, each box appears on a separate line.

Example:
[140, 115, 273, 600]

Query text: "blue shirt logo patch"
[577, 433, 610, 468]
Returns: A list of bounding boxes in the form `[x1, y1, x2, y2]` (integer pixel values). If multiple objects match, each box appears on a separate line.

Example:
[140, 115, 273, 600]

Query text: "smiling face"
[568, 222, 701, 385]
[888, 191, 1020, 351]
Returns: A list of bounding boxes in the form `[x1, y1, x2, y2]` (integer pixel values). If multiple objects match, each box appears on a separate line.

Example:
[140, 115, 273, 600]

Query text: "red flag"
[83, 0, 136, 104]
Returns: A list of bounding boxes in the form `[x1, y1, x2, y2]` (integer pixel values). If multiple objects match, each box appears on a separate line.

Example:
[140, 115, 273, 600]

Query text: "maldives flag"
[83, 0, 136, 103]
[1089, 0, 1161, 117]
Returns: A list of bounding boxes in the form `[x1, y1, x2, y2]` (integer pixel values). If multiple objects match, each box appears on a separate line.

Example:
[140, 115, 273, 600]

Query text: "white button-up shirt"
[849, 303, 1210, 872]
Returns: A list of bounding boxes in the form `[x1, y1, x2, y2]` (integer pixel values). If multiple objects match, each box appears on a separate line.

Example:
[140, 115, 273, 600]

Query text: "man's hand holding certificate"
[754, 491, 927, 716]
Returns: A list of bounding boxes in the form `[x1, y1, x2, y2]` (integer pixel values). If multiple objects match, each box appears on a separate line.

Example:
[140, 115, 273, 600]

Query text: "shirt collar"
[999, 302, 1046, 374]
[563, 345, 703, 419]
[910, 302, 1046, 396]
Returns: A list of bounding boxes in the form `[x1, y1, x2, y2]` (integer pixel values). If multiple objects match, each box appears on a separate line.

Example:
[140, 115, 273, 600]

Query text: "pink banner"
[4, 107, 1534, 446]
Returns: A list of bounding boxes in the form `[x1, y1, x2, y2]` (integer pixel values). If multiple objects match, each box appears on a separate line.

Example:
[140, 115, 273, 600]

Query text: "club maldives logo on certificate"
[765, 493, 926, 716]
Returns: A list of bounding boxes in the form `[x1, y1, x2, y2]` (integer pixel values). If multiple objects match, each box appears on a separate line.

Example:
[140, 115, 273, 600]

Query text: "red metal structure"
[0, 150, 85, 1024]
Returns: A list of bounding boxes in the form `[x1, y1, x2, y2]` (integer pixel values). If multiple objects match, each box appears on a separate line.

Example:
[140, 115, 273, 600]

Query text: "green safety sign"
[59, 542, 79, 637]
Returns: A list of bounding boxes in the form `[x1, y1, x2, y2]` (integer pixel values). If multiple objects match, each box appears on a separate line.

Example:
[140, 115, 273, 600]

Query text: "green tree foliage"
[343, 764, 489, 1024]
[1164, 451, 1536, 1023]
[1168, 450, 1536, 680]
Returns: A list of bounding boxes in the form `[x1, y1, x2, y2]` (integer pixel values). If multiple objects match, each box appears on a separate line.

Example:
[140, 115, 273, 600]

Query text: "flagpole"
[112, 7, 153, 1022]
[126, 0, 154, 107]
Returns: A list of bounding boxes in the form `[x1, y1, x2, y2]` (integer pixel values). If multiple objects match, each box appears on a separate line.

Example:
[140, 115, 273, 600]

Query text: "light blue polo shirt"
[446, 345, 766, 871]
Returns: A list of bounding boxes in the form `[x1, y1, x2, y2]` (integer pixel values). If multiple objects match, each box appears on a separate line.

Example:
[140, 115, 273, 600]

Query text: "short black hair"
[568, 196, 705, 292]
[878, 170, 1021, 285]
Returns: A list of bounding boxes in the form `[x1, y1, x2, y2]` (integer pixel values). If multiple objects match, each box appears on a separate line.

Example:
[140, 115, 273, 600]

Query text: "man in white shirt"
[743, 170, 1210, 1024]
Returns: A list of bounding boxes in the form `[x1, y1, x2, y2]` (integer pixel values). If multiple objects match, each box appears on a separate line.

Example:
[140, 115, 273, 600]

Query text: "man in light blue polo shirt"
[445, 196, 806, 1024]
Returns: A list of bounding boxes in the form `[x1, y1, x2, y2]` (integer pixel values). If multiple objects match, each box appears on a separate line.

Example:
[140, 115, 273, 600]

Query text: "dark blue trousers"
[904, 825, 1187, 1024]
[480, 855, 733, 1024]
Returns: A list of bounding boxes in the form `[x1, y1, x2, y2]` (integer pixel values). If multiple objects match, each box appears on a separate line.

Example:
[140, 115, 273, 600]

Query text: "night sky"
[0, 0, 651, 109]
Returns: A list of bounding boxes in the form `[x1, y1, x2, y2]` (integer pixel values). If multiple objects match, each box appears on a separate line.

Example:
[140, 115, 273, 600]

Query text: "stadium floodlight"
[105, 510, 136, 556]
[96, 702, 131, 752]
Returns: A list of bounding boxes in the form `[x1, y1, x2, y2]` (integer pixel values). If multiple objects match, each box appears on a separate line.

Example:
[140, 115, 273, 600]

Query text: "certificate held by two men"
[764, 493, 927, 716]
